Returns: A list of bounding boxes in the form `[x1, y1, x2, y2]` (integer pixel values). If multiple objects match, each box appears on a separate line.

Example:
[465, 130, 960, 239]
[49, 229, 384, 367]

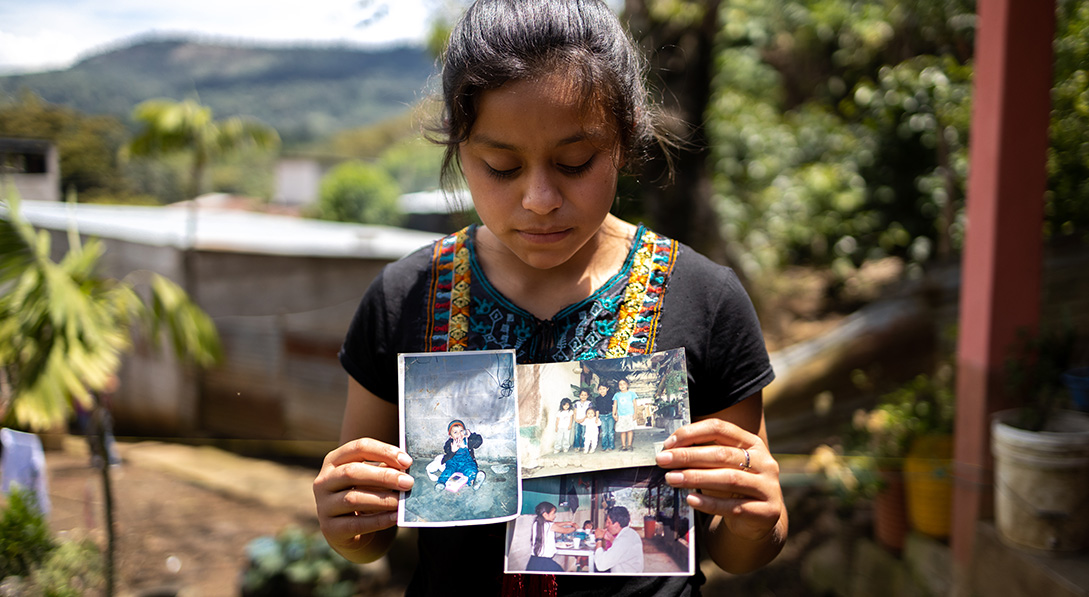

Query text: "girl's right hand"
[313, 437, 414, 562]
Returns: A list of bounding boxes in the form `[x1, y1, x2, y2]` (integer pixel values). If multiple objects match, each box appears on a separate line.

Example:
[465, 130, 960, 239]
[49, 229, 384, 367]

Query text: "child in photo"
[613, 378, 638, 451]
[435, 419, 485, 491]
[582, 407, 600, 454]
[554, 397, 574, 453]
[572, 389, 592, 450]
[526, 501, 576, 572]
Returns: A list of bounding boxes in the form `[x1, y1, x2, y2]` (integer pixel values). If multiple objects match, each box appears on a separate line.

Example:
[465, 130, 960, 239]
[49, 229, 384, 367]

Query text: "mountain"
[0, 36, 438, 143]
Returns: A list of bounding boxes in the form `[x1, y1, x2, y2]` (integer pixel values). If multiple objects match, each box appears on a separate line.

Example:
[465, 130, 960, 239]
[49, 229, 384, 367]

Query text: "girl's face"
[544, 508, 557, 522]
[450, 426, 465, 440]
[562, 402, 570, 410]
[587, 408, 596, 418]
[460, 73, 621, 272]
[618, 380, 628, 391]
[579, 391, 589, 401]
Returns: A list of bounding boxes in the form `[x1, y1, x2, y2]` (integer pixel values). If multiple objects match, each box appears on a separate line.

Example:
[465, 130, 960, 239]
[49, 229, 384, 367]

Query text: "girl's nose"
[521, 170, 562, 214]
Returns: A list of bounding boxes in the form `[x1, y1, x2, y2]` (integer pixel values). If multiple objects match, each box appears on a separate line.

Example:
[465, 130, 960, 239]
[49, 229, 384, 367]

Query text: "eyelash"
[485, 157, 595, 180]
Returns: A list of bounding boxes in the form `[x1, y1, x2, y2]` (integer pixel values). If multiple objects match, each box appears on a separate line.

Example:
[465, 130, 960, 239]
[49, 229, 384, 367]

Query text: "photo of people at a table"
[504, 466, 695, 576]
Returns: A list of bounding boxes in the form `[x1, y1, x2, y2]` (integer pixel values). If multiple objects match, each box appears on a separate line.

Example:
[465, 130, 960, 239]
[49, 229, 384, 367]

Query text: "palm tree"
[0, 190, 221, 595]
[124, 98, 280, 199]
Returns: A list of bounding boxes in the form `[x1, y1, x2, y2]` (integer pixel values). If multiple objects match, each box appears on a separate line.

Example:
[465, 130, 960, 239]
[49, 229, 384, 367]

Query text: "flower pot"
[991, 409, 1089, 552]
[903, 434, 953, 539]
[873, 469, 908, 552]
[1062, 367, 1089, 412]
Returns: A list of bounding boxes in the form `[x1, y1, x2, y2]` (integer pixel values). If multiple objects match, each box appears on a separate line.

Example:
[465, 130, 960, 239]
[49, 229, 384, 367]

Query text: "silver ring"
[740, 448, 751, 471]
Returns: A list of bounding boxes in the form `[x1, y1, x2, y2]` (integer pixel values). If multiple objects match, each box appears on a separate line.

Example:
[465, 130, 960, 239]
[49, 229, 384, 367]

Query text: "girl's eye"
[558, 157, 594, 176]
[485, 164, 519, 179]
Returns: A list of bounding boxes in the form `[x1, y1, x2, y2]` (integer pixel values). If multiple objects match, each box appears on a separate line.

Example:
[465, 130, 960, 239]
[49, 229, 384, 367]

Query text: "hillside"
[0, 36, 437, 143]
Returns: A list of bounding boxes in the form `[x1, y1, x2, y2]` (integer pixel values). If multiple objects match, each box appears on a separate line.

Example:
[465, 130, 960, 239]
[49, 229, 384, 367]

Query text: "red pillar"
[952, 0, 1054, 583]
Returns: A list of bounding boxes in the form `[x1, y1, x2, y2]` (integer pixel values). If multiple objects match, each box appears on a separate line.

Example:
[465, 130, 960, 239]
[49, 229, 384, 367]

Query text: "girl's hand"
[654, 418, 783, 543]
[313, 437, 414, 562]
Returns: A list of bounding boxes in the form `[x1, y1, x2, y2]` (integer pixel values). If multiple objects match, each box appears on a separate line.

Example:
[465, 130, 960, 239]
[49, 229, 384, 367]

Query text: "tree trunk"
[623, 0, 732, 268]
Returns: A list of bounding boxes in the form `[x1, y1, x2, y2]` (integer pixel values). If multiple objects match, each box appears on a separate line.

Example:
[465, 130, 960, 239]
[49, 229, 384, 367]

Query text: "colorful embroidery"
[423, 225, 678, 360]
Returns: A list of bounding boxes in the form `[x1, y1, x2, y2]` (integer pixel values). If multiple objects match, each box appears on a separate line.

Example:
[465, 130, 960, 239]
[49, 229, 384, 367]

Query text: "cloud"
[0, 0, 430, 74]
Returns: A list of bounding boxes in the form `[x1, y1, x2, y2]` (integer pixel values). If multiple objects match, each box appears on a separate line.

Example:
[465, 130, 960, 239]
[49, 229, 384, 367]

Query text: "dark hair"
[435, 0, 666, 190]
[560, 397, 572, 409]
[607, 505, 631, 528]
[532, 501, 557, 556]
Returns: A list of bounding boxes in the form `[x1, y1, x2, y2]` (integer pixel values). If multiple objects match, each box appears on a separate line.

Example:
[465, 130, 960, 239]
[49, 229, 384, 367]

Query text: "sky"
[0, 0, 436, 75]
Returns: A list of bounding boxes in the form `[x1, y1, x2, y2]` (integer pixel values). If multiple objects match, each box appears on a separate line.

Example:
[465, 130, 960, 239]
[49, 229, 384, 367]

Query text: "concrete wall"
[46, 229, 396, 450]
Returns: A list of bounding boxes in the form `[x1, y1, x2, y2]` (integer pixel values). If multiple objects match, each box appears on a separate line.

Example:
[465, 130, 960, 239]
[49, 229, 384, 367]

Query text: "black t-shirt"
[339, 225, 774, 596]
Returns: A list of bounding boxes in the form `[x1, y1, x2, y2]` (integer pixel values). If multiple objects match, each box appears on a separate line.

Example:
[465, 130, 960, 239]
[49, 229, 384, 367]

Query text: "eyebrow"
[467, 131, 590, 150]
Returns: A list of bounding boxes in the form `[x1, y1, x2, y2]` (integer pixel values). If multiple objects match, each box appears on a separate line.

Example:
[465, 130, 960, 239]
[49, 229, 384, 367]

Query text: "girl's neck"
[475, 215, 637, 320]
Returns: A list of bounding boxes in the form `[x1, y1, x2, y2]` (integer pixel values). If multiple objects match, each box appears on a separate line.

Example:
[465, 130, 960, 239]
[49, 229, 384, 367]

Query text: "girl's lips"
[517, 228, 572, 244]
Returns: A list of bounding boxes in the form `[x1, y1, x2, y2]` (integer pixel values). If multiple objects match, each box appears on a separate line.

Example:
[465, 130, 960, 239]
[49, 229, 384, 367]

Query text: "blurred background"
[2, 1, 1088, 595]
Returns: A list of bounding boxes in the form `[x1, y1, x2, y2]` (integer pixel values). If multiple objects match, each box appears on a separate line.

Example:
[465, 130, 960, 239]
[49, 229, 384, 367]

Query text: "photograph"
[398, 350, 521, 527]
[504, 466, 696, 576]
[517, 349, 691, 479]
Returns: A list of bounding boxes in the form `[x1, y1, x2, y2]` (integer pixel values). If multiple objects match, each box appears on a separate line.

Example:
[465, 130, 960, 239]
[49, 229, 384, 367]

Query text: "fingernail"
[397, 452, 413, 468]
[687, 493, 704, 508]
[398, 474, 414, 490]
[664, 436, 676, 448]
[656, 451, 673, 465]
[665, 471, 684, 485]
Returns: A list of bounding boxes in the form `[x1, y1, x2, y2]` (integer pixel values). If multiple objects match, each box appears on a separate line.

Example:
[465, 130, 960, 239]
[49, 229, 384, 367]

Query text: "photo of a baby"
[398, 350, 520, 527]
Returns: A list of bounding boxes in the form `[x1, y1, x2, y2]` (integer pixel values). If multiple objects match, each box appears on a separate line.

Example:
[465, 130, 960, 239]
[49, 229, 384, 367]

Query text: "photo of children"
[504, 466, 696, 576]
[398, 350, 520, 527]
[516, 349, 691, 479]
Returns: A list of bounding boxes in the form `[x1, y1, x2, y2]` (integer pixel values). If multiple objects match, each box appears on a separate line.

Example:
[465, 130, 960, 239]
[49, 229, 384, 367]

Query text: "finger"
[320, 483, 405, 518]
[327, 437, 413, 470]
[321, 510, 399, 542]
[662, 418, 761, 450]
[684, 490, 781, 525]
[663, 467, 765, 500]
[657, 444, 774, 474]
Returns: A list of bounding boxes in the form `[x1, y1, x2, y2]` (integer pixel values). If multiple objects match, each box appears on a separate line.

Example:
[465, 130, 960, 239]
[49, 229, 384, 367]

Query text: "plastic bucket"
[903, 435, 953, 539]
[991, 409, 1089, 552]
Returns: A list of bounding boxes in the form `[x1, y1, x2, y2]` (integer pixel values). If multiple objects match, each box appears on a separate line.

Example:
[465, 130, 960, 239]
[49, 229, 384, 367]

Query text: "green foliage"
[808, 361, 956, 502]
[124, 98, 280, 199]
[242, 527, 362, 597]
[311, 161, 403, 226]
[1048, 0, 1089, 239]
[0, 488, 103, 595]
[0, 487, 54, 580]
[709, 0, 977, 282]
[0, 91, 131, 197]
[1005, 324, 1079, 431]
[0, 191, 221, 430]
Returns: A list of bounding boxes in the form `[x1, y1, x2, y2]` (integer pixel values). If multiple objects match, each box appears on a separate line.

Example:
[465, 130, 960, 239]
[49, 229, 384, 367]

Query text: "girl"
[613, 377, 639, 451]
[554, 397, 574, 453]
[313, 1, 787, 594]
[526, 501, 576, 572]
[572, 389, 592, 450]
[582, 407, 600, 454]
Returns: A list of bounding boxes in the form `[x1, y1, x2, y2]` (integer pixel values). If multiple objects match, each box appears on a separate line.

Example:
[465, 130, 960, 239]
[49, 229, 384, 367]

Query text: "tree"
[0, 91, 130, 198]
[624, 0, 729, 263]
[0, 191, 221, 595]
[124, 98, 280, 200]
[310, 160, 403, 226]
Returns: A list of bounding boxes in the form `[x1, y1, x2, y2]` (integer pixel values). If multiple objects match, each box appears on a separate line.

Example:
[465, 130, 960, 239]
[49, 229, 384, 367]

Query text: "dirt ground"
[45, 442, 318, 597]
[39, 438, 833, 597]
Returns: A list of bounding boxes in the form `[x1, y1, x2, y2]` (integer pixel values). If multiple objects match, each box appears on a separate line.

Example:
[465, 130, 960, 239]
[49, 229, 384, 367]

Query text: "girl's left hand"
[654, 418, 784, 543]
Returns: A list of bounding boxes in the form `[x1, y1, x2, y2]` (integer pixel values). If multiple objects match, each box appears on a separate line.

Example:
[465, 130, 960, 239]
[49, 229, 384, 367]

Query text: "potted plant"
[808, 362, 956, 550]
[991, 326, 1089, 552]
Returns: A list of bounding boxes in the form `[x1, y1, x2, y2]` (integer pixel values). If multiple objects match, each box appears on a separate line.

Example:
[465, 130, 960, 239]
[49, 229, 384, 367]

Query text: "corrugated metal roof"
[5, 199, 442, 259]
